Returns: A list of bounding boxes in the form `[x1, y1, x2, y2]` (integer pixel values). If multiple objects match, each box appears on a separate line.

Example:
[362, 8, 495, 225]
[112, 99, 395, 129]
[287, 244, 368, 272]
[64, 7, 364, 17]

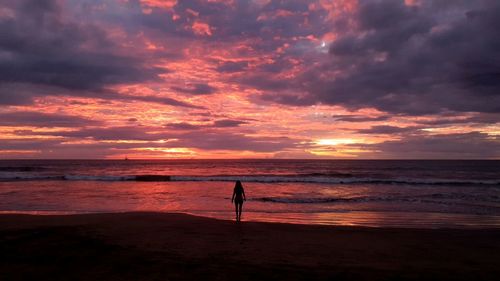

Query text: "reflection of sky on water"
[1, 180, 499, 228]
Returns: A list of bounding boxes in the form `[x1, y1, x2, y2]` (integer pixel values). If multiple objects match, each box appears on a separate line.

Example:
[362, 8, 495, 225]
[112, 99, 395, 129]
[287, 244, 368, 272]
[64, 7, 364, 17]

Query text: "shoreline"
[1, 212, 500, 280]
[1, 210, 500, 229]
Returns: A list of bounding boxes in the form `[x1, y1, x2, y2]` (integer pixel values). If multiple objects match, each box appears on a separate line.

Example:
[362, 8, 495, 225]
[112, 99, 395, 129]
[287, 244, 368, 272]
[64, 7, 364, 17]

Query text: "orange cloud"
[139, 0, 177, 10]
[191, 21, 213, 36]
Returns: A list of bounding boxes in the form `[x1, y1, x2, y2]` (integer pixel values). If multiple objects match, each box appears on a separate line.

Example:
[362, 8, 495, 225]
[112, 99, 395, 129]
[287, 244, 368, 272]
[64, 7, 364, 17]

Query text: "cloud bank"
[0, 0, 498, 158]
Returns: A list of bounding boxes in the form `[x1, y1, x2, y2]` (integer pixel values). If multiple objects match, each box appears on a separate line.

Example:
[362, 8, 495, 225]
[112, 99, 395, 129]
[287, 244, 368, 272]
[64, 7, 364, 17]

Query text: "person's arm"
[231, 188, 235, 203]
[243, 187, 246, 201]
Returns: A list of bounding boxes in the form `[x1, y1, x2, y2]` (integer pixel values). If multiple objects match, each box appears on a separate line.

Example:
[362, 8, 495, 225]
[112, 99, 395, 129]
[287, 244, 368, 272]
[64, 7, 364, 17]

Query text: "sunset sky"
[0, 0, 498, 159]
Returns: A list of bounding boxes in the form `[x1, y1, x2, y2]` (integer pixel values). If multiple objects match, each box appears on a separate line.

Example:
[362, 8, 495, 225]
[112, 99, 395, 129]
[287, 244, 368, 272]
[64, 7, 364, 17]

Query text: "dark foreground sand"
[1, 212, 499, 281]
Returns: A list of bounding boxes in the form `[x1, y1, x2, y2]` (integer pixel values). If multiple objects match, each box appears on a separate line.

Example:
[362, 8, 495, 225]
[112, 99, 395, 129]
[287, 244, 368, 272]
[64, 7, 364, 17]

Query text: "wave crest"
[0, 173, 498, 185]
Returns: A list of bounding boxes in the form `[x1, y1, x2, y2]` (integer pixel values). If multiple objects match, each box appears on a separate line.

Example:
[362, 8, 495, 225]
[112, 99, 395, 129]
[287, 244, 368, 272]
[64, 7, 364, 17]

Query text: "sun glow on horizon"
[315, 138, 359, 146]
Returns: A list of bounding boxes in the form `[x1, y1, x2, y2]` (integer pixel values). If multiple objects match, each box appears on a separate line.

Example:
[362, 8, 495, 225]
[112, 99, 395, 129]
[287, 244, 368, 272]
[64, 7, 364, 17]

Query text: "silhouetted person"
[231, 180, 246, 222]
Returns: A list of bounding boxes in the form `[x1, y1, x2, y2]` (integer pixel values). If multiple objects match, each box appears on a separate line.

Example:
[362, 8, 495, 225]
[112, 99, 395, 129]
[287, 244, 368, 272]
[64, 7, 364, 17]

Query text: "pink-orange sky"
[0, 0, 498, 159]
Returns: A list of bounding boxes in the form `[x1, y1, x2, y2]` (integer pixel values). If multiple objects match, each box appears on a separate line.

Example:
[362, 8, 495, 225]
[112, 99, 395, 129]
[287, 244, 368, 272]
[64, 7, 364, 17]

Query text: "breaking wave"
[0, 173, 499, 186]
[253, 193, 500, 204]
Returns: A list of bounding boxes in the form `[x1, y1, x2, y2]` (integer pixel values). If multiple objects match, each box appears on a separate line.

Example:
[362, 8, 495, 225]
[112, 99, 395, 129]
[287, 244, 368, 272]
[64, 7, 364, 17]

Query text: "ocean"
[1, 159, 499, 228]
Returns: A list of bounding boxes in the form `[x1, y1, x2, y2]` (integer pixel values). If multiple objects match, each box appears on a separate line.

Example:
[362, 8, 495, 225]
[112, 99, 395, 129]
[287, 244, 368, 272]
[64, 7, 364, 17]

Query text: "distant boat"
[125, 156, 129, 161]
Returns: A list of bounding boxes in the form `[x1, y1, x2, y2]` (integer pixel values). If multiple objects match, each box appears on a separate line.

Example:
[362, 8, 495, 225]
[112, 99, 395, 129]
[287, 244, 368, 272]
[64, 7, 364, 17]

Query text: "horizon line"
[0, 158, 498, 161]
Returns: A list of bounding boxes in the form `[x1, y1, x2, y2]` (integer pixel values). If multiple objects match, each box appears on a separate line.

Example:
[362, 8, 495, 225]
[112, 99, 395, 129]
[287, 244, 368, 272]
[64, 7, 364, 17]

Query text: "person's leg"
[234, 202, 239, 221]
[238, 203, 243, 221]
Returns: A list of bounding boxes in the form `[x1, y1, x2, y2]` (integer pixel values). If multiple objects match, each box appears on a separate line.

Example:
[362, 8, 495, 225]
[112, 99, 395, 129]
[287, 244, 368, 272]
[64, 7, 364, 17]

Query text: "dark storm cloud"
[171, 83, 216, 95]
[249, 0, 500, 116]
[165, 119, 247, 130]
[165, 122, 204, 130]
[332, 115, 391, 122]
[0, 0, 199, 108]
[212, 119, 247, 128]
[258, 92, 315, 106]
[0, 84, 37, 105]
[357, 125, 422, 134]
[124, 94, 204, 108]
[0, 82, 201, 108]
[0, 1, 157, 87]
[359, 132, 500, 159]
[239, 75, 291, 92]
[0, 111, 101, 127]
[0, 138, 61, 151]
[321, 0, 500, 114]
[215, 61, 249, 73]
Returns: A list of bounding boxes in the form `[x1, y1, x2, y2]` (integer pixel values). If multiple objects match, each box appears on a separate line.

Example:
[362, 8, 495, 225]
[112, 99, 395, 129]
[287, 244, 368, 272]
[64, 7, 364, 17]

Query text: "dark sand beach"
[1, 212, 499, 280]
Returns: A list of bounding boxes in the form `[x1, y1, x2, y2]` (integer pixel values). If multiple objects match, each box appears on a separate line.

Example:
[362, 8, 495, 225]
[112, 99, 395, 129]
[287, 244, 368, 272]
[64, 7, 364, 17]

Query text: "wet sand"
[1, 212, 499, 280]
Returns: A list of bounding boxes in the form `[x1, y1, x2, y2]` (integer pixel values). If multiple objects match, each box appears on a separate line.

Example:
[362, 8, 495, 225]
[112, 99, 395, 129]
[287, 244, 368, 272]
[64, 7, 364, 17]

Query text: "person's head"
[235, 180, 242, 188]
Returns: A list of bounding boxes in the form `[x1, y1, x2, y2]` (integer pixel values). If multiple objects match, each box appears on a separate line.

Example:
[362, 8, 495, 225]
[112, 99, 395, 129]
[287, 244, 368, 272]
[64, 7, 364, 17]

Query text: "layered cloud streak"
[0, 0, 498, 158]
